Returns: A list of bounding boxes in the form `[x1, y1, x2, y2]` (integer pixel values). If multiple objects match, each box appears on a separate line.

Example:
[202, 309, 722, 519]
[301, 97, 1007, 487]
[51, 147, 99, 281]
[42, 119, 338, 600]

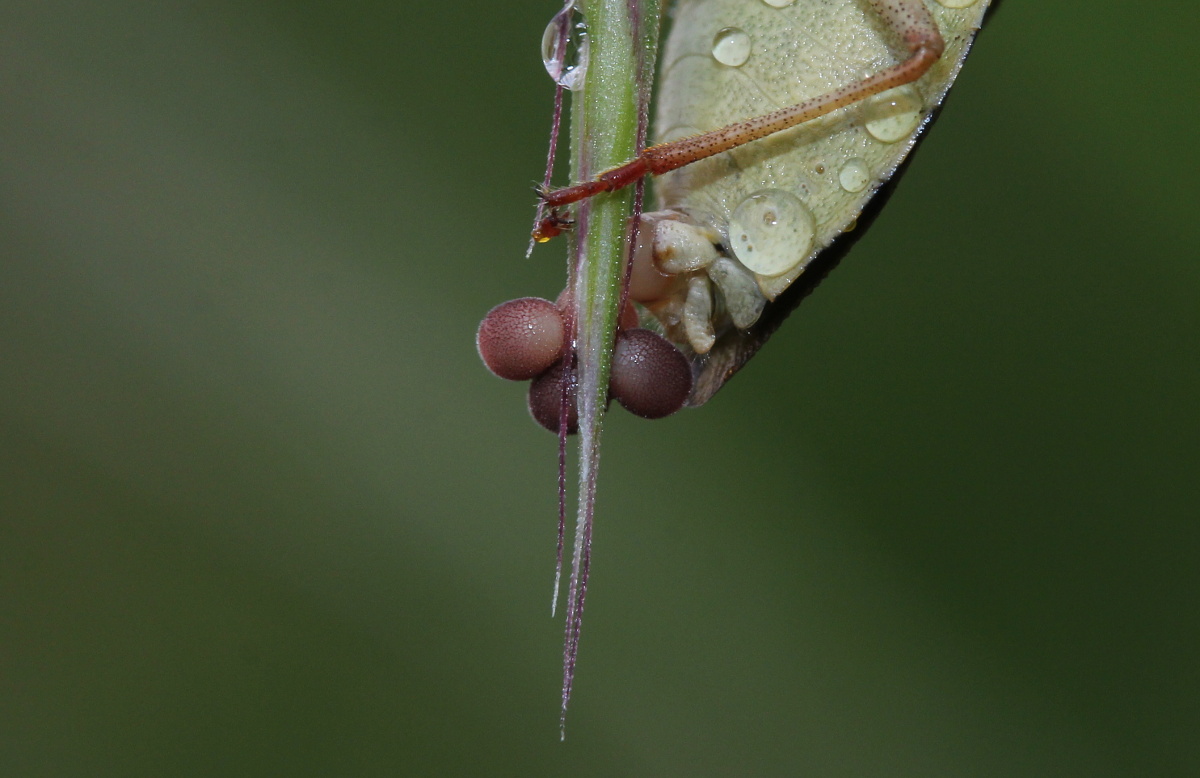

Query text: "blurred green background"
[2, 1, 1196, 775]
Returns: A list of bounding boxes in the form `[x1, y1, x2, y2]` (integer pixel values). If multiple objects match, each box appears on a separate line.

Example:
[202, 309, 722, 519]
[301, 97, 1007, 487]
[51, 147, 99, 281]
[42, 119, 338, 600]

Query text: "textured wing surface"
[653, 0, 991, 402]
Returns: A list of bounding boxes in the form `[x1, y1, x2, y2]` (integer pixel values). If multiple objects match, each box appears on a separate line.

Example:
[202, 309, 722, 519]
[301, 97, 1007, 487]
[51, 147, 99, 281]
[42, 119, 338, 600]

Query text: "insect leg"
[542, 0, 945, 210]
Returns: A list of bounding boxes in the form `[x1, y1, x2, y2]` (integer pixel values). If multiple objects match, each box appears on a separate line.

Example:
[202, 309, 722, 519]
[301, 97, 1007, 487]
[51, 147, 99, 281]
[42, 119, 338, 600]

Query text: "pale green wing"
[652, 0, 993, 403]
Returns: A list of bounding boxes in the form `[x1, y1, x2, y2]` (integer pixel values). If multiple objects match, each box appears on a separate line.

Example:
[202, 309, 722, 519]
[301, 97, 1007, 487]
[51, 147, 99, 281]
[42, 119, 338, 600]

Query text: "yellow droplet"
[937, 0, 979, 8]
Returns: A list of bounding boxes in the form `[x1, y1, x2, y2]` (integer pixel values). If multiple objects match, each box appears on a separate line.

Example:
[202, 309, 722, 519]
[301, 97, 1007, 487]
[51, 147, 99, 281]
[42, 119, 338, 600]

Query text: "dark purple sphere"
[527, 360, 578, 434]
[610, 329, 692, 419]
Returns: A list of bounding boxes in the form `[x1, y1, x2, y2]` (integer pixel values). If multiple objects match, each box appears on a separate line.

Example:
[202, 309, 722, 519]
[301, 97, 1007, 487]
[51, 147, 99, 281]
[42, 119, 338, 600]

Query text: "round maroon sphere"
[610, 329, 692, 419]
[476, 297, 565, 381]
[527, 360, 578, 434]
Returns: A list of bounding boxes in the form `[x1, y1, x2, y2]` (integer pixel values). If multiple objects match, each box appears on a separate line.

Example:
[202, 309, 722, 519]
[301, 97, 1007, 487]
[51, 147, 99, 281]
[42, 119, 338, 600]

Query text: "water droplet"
[728, 190, 815, 277]
[838, 158, 871, 193]
[864, 86, 922, 143]
[762, 0, 796, 7]
[541, 7, 589, 91]
[711, 28, 751, 67]
[936, 0, 978, 8]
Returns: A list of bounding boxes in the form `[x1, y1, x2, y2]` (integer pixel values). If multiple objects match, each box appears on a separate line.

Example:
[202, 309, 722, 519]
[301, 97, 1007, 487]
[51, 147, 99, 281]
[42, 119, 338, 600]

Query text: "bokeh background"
[2, 1, 1196, 775]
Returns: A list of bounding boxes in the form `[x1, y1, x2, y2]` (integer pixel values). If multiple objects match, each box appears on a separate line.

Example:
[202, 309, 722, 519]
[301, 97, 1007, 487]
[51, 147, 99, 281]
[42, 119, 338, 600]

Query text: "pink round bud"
[476, 297, 565, 381]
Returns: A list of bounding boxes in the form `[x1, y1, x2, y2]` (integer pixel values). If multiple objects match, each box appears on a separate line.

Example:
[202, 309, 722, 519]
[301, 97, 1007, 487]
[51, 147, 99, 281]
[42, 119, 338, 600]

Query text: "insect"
[486, 0, 995, 414]
[536, 0, 995, 403]
[477, 0, 996, 734]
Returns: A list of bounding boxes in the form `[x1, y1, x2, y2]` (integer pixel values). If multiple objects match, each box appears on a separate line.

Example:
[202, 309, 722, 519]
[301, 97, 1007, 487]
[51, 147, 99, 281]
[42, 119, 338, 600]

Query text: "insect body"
[503, 0, 995, 413]
[554, 0, 993, 403]
[478, 0, 995, 733]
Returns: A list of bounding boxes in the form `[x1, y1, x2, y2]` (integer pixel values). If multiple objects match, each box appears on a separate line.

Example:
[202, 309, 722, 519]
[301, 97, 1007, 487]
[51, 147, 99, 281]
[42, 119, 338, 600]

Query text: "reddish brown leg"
[541, 0, 945, 211]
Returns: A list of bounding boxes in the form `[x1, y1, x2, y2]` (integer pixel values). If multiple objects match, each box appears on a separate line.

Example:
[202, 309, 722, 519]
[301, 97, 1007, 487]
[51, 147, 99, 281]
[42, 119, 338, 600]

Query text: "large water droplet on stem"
[541, 5, 589, 91]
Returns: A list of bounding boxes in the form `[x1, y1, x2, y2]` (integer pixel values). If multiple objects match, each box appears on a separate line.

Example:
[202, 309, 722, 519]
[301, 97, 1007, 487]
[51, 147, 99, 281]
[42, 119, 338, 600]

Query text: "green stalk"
[560, 0, 659, 739]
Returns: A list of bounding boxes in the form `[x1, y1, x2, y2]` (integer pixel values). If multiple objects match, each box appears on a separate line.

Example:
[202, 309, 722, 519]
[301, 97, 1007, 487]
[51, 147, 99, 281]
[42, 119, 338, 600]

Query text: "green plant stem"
[560, 0, 659, 739]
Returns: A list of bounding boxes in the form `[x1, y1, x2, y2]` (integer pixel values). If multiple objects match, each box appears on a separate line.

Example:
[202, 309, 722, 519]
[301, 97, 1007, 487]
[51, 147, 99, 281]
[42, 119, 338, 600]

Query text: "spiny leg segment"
[537, 0, 944, 221]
